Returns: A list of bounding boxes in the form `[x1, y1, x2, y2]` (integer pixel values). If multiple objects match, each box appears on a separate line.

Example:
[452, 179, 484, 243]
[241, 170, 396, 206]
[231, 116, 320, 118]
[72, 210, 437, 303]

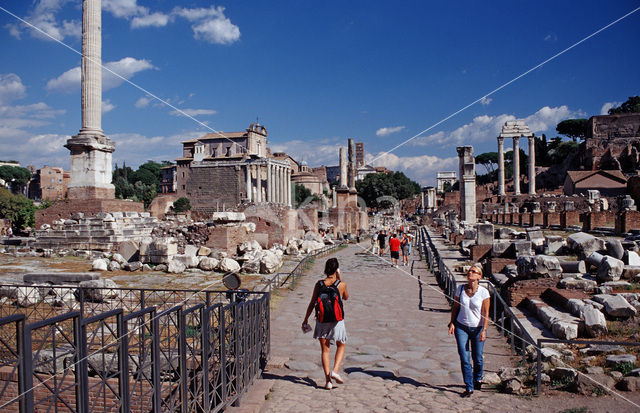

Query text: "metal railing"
[0, 289, 269, 412]
[419, 226, 535, 365]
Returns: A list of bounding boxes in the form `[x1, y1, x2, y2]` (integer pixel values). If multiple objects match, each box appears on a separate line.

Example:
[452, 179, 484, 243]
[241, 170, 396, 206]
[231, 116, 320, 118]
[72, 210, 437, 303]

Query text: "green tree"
[608, 96, 640, 114]
[294, 184, 318, 207]
[355, 171, 420, 209]
[556, 119, 588, 141]
[0, 165, 32, 193]
[0, 188, 36, 231]
[547, 140, 578, 164]
[173, 197, 191, 212]
[475, 152, 498, 174]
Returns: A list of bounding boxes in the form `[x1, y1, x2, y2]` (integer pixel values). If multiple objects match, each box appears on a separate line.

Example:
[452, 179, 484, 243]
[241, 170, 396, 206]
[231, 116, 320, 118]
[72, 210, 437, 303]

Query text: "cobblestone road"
[230, 243, 640, 413]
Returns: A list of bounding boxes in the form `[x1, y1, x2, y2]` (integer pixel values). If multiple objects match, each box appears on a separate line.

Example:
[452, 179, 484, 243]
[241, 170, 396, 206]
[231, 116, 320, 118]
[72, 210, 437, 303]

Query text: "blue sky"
[0, 0, 638, 186]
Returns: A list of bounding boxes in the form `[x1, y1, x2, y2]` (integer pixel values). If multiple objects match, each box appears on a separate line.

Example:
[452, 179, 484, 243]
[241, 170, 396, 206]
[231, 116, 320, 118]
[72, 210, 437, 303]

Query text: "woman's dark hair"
[324, 258, 339, 276]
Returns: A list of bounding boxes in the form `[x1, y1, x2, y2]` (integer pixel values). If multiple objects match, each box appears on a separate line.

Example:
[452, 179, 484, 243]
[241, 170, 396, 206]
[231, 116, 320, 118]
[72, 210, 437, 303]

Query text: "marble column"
[287, 168, 292, 207]
[528, 135, 536, 195]
[497, 136, 505, 196]
[246, 164, 252, 202]
[339, 147, 347, 188]
[279, 166, 284, 204]
[457, 146, 476, 224]
[266, 162, 272, 202]
[348, 138, 356, 191]
[256, 165, 262, 203]
[65, 0, 115, 199]
[332, 186, 337, 208]
[513, 137, 520, 195]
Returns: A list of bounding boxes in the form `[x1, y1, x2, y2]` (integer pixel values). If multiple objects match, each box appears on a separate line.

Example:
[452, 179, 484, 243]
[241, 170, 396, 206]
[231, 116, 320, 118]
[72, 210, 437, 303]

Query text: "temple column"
[339, 147, 347, 188]
[246, 164, 252, 202]
[278, 166, 284, 204]
[528, 135, 536, 195]
[255, 165, 262, 202]
[266, 162, 272, 202]
[513, 137, 520, 195]
[287, 168, 292, 207]
[497, 136, 505, 196]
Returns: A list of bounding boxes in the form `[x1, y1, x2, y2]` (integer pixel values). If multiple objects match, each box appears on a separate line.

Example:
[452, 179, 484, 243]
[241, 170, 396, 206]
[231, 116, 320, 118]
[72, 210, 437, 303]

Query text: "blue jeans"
[454, 321, 484, 391]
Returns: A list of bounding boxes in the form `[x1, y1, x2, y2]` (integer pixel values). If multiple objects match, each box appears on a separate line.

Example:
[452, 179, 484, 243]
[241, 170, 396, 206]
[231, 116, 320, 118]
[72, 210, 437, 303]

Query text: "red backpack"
[315, 280, 344, 323]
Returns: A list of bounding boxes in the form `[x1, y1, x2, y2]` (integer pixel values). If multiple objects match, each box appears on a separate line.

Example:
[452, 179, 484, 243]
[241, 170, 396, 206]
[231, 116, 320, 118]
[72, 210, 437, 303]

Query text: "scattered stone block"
[559, 260, 586, 274]
[514, 240, 533, 257]
[574, 373, 614, 395]
[606, 239, 624, 260]
[626, 251, 640, 266]
[91, 258, 108, 271]
[125, 261, 142, 271]
[197, 246, 211, 256]
[606, 354, 637, 367]
[583, 306, 608, 337]
[260, 250, 281, 274]
[618, 377, 640, 392]
[117, 240, 140, 262]
[476, 223, 494, 245]
[492, 240, 513, 257]
[567, 232, 605, 259]
[593, 294, 638, 318]
[107, 261, 120, 271]
[219, 257, 241, 273]
[77, 279, 119, 302]
[559, 277, 596, 291]
[167, 260, 186, 274]
[198, 257, 219, 271]
[544, 236, 564, 255]
[184, 245, 198, 256]
[516, 255, 562, 278]
[596, 256, 624, 282]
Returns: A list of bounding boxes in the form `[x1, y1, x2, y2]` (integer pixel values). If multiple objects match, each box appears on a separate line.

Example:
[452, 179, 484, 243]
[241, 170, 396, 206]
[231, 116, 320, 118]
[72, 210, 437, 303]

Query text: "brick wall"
[615, 210, 640, 234]
[560, 211, 580, 228]
[505, 278, 558, 306]
[582, 210, 616, 231]
[484, 257, 515, 276]
[185, 165, 242, 212]
[543, 212, 560, 228]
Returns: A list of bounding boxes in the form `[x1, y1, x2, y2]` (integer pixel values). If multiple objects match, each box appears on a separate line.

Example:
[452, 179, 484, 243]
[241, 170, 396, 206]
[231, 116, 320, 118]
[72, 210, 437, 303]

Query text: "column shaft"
[497, 137, 505, 196]
[513, 137, 520, 195]
[81, 0, 102, 133]
[246, 164, 252, 202]
[528, 136, 536, 195]
[266, 162, 272, 202]
[256, 165, 262, 202]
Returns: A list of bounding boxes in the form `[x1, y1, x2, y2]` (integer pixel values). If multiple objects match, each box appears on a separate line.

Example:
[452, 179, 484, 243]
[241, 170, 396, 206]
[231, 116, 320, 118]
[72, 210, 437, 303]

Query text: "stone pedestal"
[35, 199, 144, 229]
[65, 134, 115, 199]
[457, 146, 476, 224]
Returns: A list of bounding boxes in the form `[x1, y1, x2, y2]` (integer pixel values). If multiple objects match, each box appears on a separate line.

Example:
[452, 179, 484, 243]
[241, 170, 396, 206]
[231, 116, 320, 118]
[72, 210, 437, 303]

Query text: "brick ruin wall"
[185, 165, 242, 213]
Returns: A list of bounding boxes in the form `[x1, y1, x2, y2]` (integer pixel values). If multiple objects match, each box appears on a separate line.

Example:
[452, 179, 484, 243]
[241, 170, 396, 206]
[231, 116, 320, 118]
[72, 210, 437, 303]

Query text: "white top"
[455, 284, 490, 328]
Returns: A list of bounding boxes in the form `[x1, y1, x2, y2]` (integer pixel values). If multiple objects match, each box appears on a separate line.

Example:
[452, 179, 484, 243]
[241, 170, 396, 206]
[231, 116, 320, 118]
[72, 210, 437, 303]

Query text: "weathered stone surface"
[107, 261, 121, 271]
[593, 294, 638, 318]
[211, 212, 245, 222]
[606, 239, 625, 259]
[241, 254, 261, 273]
[586, 251, 605, 267]
[198, 257, 219, 271]
[117, 240, 139, 262]
[91, 258, 108, 271]
[172, 254, 199, 268]
[285, 243, 299, 255]
[503, 377, 522, 394]
[559, 260, 586, 274]
[618, 377, 640, 392]
[476, 223, 494, 245]
[184, 244, 198, 256]
[627, 251, 640, 266]
[516, 255, 561, 278]
[77, 279, 119, 301]
[567, 232, 605, 259]
[583, 306, 608, 337]
[597, 256, 624, 282]
[260, 250, 281, 274]
[496, 227, 517, 239]
[545, 236, 564, 254]
[526, 227, 544, 247]
[197, 246, 211, 256]
[574, 373, 614, 395]
[219, 258, 241, 273]
[111, 253, 126, 265]
[492, 240, 512, 257]
[23, 273, 98, 284]
[550, 367, 577, 383]
[606, 354, 637, 367]
[167, 260, 186, 274]
[559, 277, 597, 291]
[514, 240, 533, 257]
[126, 261, 142, 271]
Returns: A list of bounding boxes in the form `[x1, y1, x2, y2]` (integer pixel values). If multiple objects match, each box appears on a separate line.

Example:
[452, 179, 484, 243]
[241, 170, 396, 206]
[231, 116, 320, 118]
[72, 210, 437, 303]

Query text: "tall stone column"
[266, 162, 272, 202]
[348, 138, 356, 191]
[332, 186, 337, 208]
[497, 136, 505, 196]
[512, 137, 520, 195]
[528, 135, 536, 195]
[339, 147, 347, 189]
[457, 146, 476, 224]
[421, 189, 425, 209]
[255, 165, 262, 203]
[287, 168, 292, 207]
[246, 164, 252, 202]
[279, 166, 284, 204]
[65, 0, 115, 200]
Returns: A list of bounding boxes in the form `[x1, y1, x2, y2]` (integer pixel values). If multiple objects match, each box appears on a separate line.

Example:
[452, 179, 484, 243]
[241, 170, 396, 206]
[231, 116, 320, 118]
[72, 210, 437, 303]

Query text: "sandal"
[324, 381, 333, 390]
[330, 371, 344, 384]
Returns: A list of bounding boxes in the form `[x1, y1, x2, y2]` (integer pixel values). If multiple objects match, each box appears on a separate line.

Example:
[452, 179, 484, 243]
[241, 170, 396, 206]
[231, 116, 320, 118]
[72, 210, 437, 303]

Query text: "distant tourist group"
[370, 229, 412, 267]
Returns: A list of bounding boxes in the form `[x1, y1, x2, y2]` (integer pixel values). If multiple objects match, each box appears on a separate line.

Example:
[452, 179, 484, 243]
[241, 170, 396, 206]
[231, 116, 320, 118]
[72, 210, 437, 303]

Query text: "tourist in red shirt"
[388, 234, 401, 267]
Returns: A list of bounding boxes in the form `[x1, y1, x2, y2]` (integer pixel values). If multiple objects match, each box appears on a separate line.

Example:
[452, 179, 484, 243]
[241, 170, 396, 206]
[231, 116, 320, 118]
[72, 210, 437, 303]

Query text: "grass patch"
[559, 408, 590, 413]
[612, 361, 636, 376]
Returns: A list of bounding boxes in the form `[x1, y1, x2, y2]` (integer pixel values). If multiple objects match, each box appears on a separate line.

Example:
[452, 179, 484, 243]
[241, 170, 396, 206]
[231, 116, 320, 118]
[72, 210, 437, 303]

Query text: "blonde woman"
[447, 263, 490, 397]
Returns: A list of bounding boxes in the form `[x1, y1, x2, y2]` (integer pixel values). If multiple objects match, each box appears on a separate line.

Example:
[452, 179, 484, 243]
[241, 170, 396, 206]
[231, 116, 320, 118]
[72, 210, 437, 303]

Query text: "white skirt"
[313, 320, 347, 343]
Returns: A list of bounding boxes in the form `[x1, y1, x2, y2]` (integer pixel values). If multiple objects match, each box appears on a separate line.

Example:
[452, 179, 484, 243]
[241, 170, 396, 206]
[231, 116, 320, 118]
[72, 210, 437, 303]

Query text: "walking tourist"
[388, 233, 400, 267]
[377, 230, 386, 256]
[302, 258, 349, 390]
[370, 230, 378, 254]
[447, 263, 490, 397]
[400, 233, 409, 266]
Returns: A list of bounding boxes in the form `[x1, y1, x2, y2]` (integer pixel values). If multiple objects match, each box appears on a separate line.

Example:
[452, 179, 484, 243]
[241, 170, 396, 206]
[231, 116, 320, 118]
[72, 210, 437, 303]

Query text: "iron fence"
[0, 289, 269, 412]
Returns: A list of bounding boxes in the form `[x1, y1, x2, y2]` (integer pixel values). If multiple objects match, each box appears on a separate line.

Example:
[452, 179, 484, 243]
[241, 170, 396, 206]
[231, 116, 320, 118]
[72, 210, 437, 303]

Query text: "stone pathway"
[229, 243, 640, 412]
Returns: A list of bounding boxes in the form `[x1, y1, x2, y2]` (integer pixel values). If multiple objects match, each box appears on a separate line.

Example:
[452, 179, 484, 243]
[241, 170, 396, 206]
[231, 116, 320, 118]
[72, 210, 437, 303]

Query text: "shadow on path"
[262, 372, 318, 389]
[343, 367, 461, 395]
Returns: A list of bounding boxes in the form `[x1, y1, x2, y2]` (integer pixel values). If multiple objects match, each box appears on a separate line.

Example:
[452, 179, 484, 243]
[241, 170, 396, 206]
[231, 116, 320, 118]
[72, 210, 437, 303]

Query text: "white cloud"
[131, 12, 171, 28]
[600, 101, 620, 115]
[135, 96, 151, 108]
[270, 138, 343, 166]
[0, 74, 26, 105]
[102, 99, 115, 114]
[46, 57, 155, 93]
[411, 105, 581, 148]
[9, 0, 81, 41]
[376, 126, 405, 137]
[103, 0, 146, 19]
[366, 152, 458, 186]
[173, 6, 241, 44]
[170, 108, 217, 117]
[544, 33, 558, 42]
[480, 96, 492, 106]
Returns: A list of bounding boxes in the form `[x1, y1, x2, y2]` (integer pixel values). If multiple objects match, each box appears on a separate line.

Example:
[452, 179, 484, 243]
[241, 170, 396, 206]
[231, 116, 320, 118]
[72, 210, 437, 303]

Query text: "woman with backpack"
[302, 257, 350, 389]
